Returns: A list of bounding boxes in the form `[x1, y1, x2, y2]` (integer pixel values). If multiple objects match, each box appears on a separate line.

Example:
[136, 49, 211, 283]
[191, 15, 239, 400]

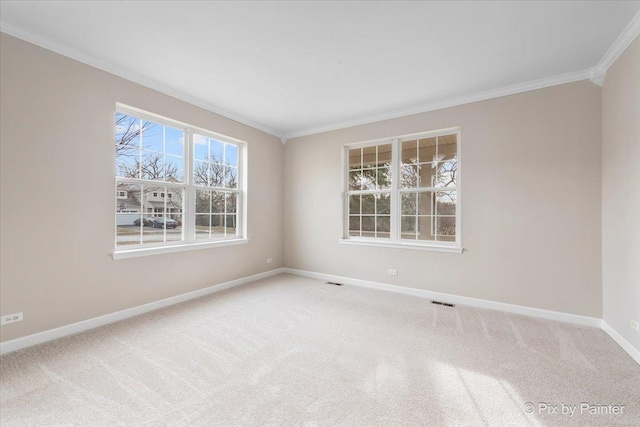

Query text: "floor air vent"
[326, 282, 344, 286]
[431, 300, 455, 308]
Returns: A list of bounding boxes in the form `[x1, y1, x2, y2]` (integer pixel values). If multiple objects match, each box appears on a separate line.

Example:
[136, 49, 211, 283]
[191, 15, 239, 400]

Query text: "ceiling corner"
[594, 10, 640, 75]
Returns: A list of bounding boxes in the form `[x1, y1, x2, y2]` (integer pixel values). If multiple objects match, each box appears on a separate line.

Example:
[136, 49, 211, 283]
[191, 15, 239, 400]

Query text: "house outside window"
[343, 128, 461, 253]
[114, 105, 246, 257]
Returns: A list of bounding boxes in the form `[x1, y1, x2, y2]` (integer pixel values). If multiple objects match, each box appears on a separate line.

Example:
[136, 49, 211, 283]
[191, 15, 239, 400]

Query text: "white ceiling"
[1, 1, 639, 139]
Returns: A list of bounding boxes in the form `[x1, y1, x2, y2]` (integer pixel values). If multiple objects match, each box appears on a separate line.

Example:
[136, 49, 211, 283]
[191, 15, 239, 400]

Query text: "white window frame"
[340, 127, 462, 254]
[113, 104, 248, 260]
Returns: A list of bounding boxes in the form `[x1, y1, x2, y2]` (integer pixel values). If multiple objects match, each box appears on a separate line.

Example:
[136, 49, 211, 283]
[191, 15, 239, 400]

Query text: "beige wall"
[0, 33, 284, 342]
[0, 30, 614, 344]
[602, 36, 640, 351]
[284, 80, 603, 317]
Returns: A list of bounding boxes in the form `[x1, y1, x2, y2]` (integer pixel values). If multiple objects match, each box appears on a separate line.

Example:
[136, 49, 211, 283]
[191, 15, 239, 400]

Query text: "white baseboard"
[601, 320, 640, 365]
[282, 268, 602, 328]
[0, 268, 284, 355]
[6, 267, 638, 367]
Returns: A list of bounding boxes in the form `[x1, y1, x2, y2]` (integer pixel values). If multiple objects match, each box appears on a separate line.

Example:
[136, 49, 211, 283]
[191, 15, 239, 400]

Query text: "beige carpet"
[1, 274, 639, 426]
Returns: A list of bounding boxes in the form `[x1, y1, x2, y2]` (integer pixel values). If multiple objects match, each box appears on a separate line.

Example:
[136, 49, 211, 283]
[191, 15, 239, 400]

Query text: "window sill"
[113, 238, 249, 260]
[338, 238, 463, 254]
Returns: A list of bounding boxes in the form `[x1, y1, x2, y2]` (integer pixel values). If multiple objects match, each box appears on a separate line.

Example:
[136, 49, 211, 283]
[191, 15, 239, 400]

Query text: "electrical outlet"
[1, 312, 23, 326]
[267, 258, 273, 264]
[388, 269, 398, 276]
[631, 319, 639, 332]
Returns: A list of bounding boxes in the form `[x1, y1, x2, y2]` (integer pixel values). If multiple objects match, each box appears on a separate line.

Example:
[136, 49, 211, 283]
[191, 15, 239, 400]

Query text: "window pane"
[418, 163, 438, 188]
[349, 170, 362, 191]
[401, 192, 417, 215]
[401, 140, 417, 165]
[437, 134, 457, 162]
[226, 192, 237, 214]
[194, 134, 209, 161]
[142, 216, 167, 245]
[349, 216, 361, 237]
[195, 214, 210, 239]
[348, 148, 362, 170]
[165, 126, 184, 156]
[209, 163, 226, 187]
[376, 194, 390, 214]
[165, 155, 183, 182]
[363, 146, 377, 168]
[116, 154, 139, 179]
[225, 144, 238, 167]
[115, 113, 141, 157]
[418, 137, 437, 163]
[143, 185, 163, 216]
[361, 169, 376, 190]
[401, 216, 416, 239]
[166, 187, 184, 215]
[211, 191, 225, 213]
[436, 191, 457, 216]
[225, 166, 238, 188]
[225, 214, 237, 236]
[349, 195, 361, 215]
[400, 163, 418, 188]
[376, 167, 392, 189]
[435, 160, 457, 187]
[378, 144, 392, 164]
[361, 216, 375, 237]
[140, 152, 165, 181]
[141, 120, 163, 153]
[376, 216, 390, 238]
[418, 192, 435, 216]
[193, 161, 209, 186]
[362, 195, 375, 215]
[210, 139, 224, 163]
[211, 214, 225, 237]
[437, 216, 456, 241]
[417, 216, 436, 241]
[195, 190, 211, 214]
[116, 183, 142, 247]
[166, 215, 182, 242]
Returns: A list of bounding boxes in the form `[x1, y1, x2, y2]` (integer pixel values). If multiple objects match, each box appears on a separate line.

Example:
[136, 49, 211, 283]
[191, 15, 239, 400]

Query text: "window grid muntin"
[115, 184, 185, 248]
[115, 106, 245, 252]
[347, 191, 391, 239]
[115, 114, 186, 183]
[344, 129, 460, 247]
[194, 189, 238, 240]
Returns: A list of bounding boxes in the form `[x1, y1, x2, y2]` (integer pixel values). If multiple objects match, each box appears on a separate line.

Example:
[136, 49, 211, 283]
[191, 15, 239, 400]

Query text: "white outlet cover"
[1, 312, 23, 326]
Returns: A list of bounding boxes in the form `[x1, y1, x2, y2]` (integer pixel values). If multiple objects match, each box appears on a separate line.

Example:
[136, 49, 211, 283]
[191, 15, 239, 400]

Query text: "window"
[114, 105, 246, 257]
[343, 128, 461, 252]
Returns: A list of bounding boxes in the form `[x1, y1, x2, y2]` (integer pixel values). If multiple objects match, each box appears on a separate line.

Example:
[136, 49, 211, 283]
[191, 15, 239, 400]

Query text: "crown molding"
[0, 20, 285, 140]
[590, 69, 605, 87]
[591, 10, 640, 82]
[3, 9, 638, 144]
[283, 68, 593, 140]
